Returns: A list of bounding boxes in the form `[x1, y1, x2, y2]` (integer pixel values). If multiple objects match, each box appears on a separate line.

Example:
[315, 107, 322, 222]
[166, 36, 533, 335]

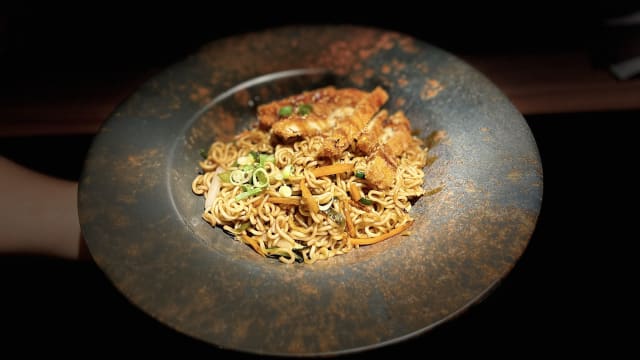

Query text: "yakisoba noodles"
[192, 86, 438, 264]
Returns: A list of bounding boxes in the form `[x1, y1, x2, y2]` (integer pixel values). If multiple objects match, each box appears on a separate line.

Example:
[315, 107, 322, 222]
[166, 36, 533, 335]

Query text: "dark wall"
[1, 5, 635, 75]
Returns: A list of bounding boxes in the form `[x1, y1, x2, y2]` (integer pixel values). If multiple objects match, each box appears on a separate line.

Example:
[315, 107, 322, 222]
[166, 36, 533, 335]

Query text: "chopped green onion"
[282, 164, 293, 179]
[355, 170, 366, 179]
[237, 155, 254, 166]
[230, 169, 251, 185]
[241, 184, 254, 192]
[278, 185, 292, 197]
[297, 103, 312, 115]
[235, 187, 264, 201]
[234, 222, 251, 233]
[199, 148, 208, 159]
[292, 243, 309, 251]
[266, 247, 289, 257]
[259, 153, 275, 166]
[325, 208, 346, 228]
[265, 247, 302, 262]
[252, 167, 269, 188]
[278, 105, 293, 117]
[218, 171, 231, 183]
[249, 151, 260, 162]
[293, 253, 304, 263]
[359, 197, 373, 206]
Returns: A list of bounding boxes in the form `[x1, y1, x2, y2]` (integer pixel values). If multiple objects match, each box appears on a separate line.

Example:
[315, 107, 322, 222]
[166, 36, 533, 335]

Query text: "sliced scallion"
[217, 171, 231, 183]
[278, 185, 292, 197]
[297, 103, 312, 116]
[325, 208, 346, 228]
[230, 169, 251, 185]
[278, 105, 293, 117]
[241, 184, 253, 192]
[235, 187, 264, 201]
[236, 155, 254, 166]
[234, 222, 251, 233]
[259, 153, 275, 166]
[249, 150, 260, 162]
[252, 167, 269, 188]
[282, 164, 293, 179]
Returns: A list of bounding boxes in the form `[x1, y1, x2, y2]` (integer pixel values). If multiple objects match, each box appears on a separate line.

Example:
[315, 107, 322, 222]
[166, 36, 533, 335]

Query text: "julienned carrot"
[349, 182, 361, 202]
[350, 220, 413, 246]
[310, 163, 354, 177]
[268, 197, 301, 205]
[299, 179, 319, 213]
[241, 234, 265, 256]
[342, 200, 356, 237]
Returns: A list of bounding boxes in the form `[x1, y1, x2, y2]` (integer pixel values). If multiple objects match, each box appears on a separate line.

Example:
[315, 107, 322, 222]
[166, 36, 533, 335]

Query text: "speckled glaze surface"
[78, 26, 542, 356]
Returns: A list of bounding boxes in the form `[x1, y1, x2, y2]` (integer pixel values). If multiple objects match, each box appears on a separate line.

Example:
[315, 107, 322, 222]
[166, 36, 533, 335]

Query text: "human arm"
[0, 156, 88, 260]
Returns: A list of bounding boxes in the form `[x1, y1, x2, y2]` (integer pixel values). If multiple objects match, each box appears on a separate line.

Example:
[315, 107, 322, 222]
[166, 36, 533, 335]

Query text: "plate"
[78, 26, 542, 356]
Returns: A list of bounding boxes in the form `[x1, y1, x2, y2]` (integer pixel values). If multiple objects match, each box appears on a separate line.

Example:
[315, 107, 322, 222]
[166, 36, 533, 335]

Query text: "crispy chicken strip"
[354, 109, 388, 155]
[356, 110, 412, 156]
[359, 111, 414, 189]
[357, 111, 411, 189]
[258, 86, 335, 129]
[257, 86, 367, 139]
[365, 144, 398, 189]
[272, 107, 354, 141]
[380, 111, 413, 157]
[320, 86, 389, 158]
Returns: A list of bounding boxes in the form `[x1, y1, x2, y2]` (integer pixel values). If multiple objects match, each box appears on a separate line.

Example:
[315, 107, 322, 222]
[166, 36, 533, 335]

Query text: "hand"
[0, 156, 88, 260]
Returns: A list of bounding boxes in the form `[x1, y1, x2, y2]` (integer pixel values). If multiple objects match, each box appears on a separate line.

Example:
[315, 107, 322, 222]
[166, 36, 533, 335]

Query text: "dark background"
[1, 5, 637, 357]
[1, 5, 637, 79]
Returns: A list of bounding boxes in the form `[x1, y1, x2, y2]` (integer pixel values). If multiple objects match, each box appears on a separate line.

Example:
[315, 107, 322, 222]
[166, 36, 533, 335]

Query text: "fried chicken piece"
[272, 106, 355, 141]
[257, 86, 367, 140]
[354, 109, 388, 155]
[365, 144, 398, 189]
[380, 111, 413, 157]
[359, 111, 414, 189]
[356, 110, 412, 156]
[320, 86, 389, 158]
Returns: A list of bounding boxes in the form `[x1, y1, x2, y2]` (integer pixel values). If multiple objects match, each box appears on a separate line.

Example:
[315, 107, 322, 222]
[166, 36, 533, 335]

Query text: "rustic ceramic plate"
[78, 25, 542, 356]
